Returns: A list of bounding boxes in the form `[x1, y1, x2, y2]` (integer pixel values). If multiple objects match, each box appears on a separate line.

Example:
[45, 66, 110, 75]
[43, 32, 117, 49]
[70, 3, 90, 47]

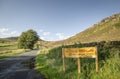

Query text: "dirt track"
[0, 50, 45, 79]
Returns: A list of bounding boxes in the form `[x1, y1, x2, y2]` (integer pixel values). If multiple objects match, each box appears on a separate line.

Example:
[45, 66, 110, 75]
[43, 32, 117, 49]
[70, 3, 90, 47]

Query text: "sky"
[0, 0, 120, 41]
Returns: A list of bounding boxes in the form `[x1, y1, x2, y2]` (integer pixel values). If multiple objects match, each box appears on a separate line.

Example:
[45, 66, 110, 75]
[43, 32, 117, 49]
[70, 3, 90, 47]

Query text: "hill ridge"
[50, 13, 120, 47]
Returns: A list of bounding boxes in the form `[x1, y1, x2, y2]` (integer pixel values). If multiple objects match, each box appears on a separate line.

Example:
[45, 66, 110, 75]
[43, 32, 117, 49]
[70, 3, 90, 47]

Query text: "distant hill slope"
[0, 37, 43, 44]
[51, 13, 120, 46]
[0, 37, 18, 43]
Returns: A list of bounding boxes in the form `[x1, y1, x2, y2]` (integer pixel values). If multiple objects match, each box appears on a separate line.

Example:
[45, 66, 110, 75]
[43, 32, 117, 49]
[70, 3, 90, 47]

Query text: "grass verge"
[35, 41, 120, 79]
[0, 49, 30, 59]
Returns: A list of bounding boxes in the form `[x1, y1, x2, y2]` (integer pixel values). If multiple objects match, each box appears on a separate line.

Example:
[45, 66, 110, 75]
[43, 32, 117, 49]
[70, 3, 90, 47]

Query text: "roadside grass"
[0, 49, 27, 59]
[0, 42, 30, 59]
[0, 43, 12, 47]
[36, 41, 120, 79]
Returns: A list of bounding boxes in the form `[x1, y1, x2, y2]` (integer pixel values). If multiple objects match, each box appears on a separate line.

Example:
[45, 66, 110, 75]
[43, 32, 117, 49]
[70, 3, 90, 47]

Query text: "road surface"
[0, 50, 45, 79]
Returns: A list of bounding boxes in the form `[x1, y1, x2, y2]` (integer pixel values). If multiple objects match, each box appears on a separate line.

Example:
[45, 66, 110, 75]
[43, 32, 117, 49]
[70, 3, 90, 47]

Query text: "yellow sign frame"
[63, 47, 97, 58]
[62, 47, 98, 73]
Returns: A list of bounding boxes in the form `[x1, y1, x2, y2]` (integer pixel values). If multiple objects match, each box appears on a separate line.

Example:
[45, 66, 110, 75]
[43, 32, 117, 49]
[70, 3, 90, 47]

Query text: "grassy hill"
[0, 37, 30, 59]
[0, 37, 18, 43]
[36, 13, 120, 79]
[68, 13, 120, 42]
[51, 13, 120, 47]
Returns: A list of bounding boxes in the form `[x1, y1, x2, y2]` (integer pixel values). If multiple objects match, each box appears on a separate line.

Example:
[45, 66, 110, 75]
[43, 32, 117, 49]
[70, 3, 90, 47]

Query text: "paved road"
[0, 50, 45, 79]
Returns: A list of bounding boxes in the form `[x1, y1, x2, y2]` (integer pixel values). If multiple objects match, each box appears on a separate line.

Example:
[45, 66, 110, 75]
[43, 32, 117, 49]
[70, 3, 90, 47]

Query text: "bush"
[18, 29, 39, 49]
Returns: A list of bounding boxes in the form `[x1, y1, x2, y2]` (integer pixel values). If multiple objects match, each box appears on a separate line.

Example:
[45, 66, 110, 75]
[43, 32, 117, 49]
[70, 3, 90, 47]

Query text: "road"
[0, 50, 45, 79]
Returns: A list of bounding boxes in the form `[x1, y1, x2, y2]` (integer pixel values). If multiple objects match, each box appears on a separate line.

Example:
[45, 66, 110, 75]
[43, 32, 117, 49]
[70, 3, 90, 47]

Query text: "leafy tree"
[18, 29, 39, 49]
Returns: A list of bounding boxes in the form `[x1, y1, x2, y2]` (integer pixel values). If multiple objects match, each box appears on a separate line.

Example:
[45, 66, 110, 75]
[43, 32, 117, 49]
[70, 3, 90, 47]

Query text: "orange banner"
[63, 47, 97, 58]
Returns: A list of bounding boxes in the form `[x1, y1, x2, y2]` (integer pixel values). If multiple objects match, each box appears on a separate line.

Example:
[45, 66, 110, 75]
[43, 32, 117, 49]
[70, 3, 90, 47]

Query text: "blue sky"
[0, 0, 120, 41]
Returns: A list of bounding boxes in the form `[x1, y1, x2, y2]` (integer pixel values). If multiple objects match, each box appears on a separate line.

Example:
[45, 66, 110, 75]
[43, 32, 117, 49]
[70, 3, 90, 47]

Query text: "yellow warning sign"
[63, 47, 97, 58]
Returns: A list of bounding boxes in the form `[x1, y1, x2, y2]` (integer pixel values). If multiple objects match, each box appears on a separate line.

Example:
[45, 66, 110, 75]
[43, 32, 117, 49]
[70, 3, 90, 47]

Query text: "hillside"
[51, 13, 120, 47]
[36, 14, 120, 78]
[68, 13, 120, 42]
[0, 37, 18, 43]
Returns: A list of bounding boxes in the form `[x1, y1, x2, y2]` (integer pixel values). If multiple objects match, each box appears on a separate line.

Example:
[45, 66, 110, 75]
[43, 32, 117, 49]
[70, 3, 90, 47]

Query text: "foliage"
[36, 41, 120, 79]
[18, 29, 39, 49]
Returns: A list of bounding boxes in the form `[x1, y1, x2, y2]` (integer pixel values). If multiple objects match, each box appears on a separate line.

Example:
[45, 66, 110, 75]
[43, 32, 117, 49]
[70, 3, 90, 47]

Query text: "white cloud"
[39, 29, 44, 32]
[10, 31, 18, 35]
[39, 32, 70, 41]
[43, 32, 50, 36]
[45, 37, 55, 41]
[38, 29, 50, 36]
[40, 36, 45, 40]
[38, 29, 52, 40]
[56, 33, 69, 40]
[0, 28, 8, 34]
[0, 28, 20, 38]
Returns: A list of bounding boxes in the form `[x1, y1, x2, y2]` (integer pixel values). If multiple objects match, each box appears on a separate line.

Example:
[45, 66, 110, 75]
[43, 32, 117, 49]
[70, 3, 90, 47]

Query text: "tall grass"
[36, 41, 120, 79]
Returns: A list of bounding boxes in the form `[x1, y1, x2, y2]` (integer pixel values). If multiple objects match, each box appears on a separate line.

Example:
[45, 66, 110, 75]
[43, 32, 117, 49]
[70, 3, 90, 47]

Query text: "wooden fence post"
[78, 58, 81, 73]
[62, 48, 66, 72]
[96, 47, 98, 72]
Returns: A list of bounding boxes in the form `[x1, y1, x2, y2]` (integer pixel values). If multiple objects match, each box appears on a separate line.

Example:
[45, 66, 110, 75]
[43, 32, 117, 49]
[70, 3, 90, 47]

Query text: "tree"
[18, 29, 39, 49]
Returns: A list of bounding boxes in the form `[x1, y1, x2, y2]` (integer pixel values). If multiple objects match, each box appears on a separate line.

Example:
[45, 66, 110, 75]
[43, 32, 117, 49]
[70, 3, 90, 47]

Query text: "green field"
[36, 41, 120, 79]
[0, 42, 29, 59]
